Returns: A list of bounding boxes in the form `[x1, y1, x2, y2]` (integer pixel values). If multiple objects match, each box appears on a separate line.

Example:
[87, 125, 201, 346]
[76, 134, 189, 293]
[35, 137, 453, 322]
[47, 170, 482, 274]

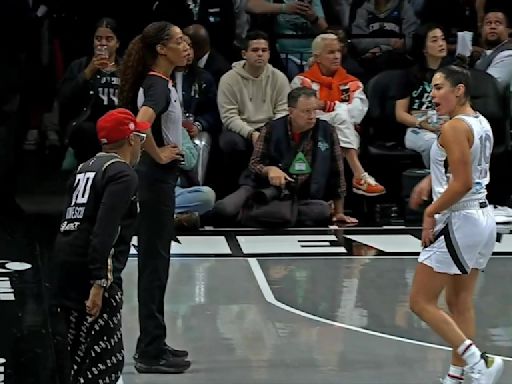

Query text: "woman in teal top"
[248, 0, 328, 78]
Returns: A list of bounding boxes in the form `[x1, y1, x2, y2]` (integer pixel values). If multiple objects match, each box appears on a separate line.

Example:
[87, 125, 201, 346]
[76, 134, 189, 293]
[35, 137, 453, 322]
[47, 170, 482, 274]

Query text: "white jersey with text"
[430, 113, 493, 206]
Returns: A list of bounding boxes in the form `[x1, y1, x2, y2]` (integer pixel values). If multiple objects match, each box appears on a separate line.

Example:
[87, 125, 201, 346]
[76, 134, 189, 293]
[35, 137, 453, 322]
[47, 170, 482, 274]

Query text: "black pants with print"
[60, 284, 124, 384]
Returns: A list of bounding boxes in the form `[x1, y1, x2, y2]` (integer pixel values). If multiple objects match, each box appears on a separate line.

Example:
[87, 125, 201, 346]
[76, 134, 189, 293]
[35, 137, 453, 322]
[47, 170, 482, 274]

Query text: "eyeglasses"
[132, 132, 147, 144]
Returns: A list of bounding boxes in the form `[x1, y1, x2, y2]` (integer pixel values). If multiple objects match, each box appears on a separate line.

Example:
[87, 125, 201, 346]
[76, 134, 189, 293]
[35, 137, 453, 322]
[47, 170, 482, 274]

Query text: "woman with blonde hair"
[291, 33, 385, 205]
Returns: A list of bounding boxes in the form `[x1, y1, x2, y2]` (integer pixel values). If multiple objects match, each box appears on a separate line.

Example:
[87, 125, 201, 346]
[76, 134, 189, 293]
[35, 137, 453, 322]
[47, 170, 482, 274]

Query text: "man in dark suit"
[172, 65, 220, 135]
[184, 24, 232, 85]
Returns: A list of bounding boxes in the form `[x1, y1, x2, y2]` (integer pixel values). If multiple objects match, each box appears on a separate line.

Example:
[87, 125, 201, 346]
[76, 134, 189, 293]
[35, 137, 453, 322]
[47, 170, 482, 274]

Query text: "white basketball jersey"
[430, 113, 493, 204]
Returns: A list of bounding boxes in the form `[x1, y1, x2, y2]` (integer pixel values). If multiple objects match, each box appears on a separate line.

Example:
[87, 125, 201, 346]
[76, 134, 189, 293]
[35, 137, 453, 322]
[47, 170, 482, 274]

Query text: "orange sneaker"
[353, 173, 386, 196]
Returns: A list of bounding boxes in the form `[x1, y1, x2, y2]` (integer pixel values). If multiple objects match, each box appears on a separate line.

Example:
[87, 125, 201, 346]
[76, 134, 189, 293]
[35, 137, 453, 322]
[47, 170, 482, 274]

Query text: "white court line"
[247, 258, 512, 361]
[131, 255, 512, 260]
[172, 255, 512, 259]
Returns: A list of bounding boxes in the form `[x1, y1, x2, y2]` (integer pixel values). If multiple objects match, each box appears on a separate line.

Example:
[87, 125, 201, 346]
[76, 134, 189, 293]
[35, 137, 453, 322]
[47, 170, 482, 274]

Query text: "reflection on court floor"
[2, 227, 511, 383]
[119, 227, 512, 384]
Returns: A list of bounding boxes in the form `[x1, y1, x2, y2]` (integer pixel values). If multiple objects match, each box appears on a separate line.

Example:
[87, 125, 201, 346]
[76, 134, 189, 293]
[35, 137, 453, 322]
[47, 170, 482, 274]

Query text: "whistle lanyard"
[148, 71, 171, 83]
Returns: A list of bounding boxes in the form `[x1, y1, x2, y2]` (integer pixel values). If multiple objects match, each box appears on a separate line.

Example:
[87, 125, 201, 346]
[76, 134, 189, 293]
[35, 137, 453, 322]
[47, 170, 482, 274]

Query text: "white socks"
[457, 339, 484, 368]
[444, 364, 464, 383]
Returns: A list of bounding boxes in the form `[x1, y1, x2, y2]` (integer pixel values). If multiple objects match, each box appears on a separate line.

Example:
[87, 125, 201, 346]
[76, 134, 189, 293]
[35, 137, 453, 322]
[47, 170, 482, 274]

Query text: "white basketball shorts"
[418, 206, 496, 275]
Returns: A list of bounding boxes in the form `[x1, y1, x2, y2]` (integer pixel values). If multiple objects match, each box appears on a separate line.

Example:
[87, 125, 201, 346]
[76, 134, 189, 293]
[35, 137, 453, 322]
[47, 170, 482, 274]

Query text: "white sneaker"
[493, 205, 512, 217]
[467, 354, 504, 384]
[495, 215, 512, 224]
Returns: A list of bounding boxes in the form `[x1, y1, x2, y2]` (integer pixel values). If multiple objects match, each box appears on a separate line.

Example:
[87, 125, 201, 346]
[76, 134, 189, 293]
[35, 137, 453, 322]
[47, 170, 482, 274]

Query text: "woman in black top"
[59, 17, 122, 164]
[395, 23, 451, 167]
[118, 21, 191, 374]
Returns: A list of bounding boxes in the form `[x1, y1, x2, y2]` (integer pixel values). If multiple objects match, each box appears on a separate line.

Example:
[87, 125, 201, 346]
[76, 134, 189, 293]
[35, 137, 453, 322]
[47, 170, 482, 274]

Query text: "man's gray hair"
[288, 87, 317, 108]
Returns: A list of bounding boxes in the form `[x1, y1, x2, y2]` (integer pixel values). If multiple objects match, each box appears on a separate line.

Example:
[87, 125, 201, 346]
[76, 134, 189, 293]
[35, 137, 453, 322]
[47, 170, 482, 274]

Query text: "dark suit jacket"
[203, 50, 231, 86]
[173, 66, 221, 134]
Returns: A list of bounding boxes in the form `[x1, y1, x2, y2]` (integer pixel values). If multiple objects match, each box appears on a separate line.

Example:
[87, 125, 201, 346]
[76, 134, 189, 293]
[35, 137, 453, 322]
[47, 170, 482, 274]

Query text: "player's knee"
[446, 295, 473, 316]
[409, 293, 431, 317]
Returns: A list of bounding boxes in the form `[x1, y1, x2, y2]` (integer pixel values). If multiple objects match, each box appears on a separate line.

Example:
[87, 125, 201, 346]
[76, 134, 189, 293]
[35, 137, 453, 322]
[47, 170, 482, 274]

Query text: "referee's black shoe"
[134, 353, 191, 374]
[165, 344, 189, 358]
[134, 345, 189, 361]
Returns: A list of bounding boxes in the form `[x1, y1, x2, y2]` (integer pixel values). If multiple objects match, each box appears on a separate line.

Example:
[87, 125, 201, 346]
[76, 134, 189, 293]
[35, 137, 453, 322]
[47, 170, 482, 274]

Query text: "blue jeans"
[404, 127, 437, 167]
[175, 186, 216, 215]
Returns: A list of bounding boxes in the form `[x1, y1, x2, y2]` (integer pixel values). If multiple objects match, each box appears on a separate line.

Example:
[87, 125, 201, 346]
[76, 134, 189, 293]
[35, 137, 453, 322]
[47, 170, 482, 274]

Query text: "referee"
[52, 108, 148, 384]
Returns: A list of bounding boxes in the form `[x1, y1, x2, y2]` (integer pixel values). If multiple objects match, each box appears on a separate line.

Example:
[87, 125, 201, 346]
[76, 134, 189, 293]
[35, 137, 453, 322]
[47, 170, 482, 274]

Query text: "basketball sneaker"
[466, 353, 503, 384]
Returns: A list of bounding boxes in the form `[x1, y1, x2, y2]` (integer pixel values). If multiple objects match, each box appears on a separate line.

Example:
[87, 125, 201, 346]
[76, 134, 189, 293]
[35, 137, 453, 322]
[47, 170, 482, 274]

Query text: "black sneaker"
[165, 345, 189, 359]
[134, 354, 191, 374]
[134, 345, 189, 361]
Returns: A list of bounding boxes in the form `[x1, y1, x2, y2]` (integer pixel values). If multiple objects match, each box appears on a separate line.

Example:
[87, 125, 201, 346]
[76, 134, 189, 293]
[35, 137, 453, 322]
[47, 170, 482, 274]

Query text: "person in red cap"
[51, 108, 148, 384]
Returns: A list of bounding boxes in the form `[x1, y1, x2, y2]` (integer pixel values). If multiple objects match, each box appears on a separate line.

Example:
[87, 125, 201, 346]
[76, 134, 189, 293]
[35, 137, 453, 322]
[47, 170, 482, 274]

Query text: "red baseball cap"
[96, 108, 151, 145]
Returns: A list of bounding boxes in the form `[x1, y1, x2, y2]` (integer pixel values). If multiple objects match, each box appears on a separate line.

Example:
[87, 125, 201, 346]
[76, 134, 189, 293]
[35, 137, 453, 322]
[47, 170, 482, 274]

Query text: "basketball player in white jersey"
[408, 64, 503, 384]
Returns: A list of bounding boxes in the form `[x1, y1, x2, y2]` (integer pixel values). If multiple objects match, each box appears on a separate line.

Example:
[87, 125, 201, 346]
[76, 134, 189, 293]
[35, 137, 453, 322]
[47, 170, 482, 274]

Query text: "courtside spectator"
[247, 0, 328, 79]
[215, 87, 357, 226]
[292, 33, 385, 196]
[474, 10, 512, 90]
[184, 24, 231, 85]
[217, 30, 290, 196]
[351, 0, 419, 73]
[396, 24, 451, 167]
[58, 18, 122, 164]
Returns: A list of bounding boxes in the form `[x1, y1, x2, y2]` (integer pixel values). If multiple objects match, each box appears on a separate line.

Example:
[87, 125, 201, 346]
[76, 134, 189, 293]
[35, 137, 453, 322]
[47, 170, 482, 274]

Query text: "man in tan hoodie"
[217, 30, 290, 196]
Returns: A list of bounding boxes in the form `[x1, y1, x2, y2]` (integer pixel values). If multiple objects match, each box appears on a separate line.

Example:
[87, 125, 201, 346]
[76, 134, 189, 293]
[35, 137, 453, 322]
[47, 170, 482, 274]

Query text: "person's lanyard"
[289, 129, 312, 176]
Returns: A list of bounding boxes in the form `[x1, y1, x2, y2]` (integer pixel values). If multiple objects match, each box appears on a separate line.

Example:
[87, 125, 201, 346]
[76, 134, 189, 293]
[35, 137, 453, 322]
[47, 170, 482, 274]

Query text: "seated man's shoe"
[174, 212, 200, 231]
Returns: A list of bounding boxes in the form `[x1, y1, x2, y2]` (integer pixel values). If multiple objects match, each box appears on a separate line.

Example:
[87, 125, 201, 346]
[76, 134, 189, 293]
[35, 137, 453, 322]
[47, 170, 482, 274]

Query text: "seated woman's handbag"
[239, 185, 298, 228]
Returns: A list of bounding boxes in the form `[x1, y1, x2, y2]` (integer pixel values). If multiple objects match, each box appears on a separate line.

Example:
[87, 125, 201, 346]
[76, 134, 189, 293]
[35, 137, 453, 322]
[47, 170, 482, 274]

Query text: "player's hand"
[410, 176, 431, 210]
[421, 212, 436, 247]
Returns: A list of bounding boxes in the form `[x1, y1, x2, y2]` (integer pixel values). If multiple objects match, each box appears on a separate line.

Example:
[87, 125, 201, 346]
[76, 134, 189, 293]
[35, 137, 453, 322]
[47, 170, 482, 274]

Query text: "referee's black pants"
[135, 154, 179, 359]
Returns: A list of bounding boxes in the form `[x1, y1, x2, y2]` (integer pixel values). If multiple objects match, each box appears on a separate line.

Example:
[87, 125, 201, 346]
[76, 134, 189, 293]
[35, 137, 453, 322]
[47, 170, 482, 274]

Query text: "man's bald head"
[184, 24, 210, 59]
